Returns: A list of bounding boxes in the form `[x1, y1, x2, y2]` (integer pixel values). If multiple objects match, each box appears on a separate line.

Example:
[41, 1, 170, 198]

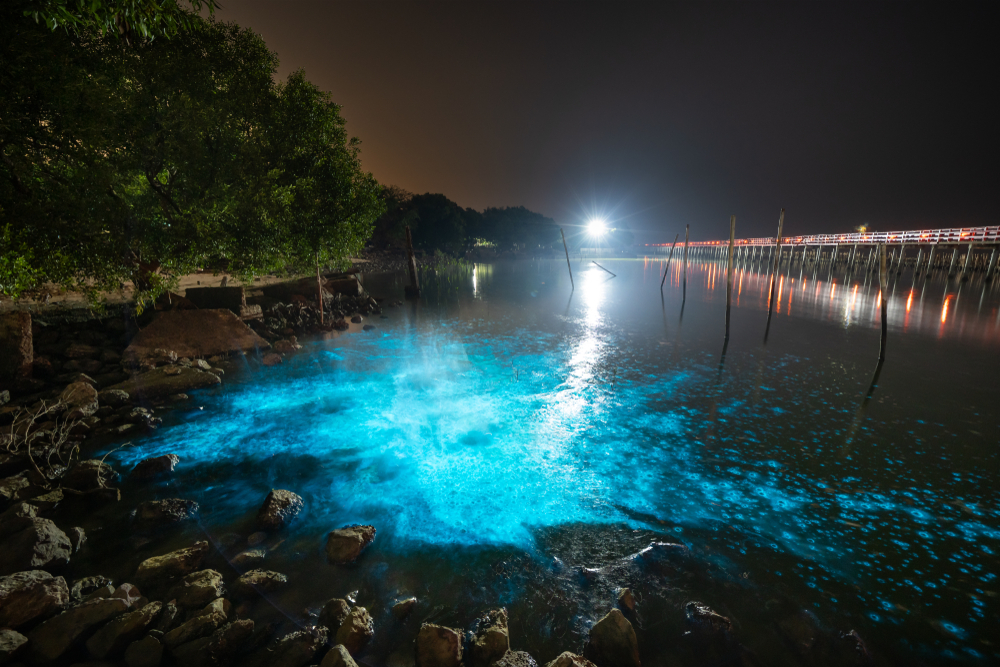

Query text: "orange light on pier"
[830, 282, 836, 300]
[941, 297, 950, 323]
[906, 291, 913, 313]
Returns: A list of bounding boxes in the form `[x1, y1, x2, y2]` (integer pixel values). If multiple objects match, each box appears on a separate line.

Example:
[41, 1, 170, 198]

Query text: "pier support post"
[895, 245, 906, 275]
[948, 245, 959, 276]
[725, 216, 736, 341]
[960, 242, 975, 281]
[914, 247, 924, 276]
[765, 208, 786, 334]
[927, 244, 937, 273]
[879, 244, 888, 362]
[660, 233, 680, 289]
[683, 225, 689, 296]
[560, 228, 574, 289]
[849, 244, 858, 268]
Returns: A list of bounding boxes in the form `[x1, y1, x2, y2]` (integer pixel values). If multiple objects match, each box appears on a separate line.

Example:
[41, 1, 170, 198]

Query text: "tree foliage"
[22, 0, 218, 40]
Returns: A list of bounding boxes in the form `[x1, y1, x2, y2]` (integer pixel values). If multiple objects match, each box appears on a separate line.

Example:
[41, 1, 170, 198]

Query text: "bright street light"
[588, 218, 608, 236]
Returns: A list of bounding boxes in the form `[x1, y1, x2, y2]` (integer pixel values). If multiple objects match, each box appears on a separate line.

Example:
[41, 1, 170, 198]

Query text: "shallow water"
[85, 256, 999, 665]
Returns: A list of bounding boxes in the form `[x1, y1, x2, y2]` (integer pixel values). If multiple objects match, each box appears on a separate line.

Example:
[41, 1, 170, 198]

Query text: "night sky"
[214, 1, 997, 244]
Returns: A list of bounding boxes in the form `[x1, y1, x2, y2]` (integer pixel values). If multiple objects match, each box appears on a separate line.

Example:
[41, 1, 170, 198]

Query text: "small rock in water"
[256, 489, 304, 531]
[391, 596, 417, 620]
[335, 606, 374, 654]
[130, 454, 180, 480]
[325, 525, 376, 564]
[416, 623, 463, 667]
[350, 315, 363, 323]
[232, 569, 288, 599]
[318, 598, 351, 635]
[262, 352, 283, 367]
[583, 609, 640, 667]
[363, 324, 375, 331]
[684, 600, 732, 637]
[617, 588, 636, 614]
[247, 531, 268, 546]
[169, 393, 189, 402]
[320, 644, 359, 667]
[134, 498, 199, 528]
[231, 548, 266, 569]
[470, 608, 509, 667]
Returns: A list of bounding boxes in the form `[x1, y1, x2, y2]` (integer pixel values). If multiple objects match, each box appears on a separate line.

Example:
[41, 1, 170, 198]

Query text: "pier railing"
[645, 225, 1000, 248]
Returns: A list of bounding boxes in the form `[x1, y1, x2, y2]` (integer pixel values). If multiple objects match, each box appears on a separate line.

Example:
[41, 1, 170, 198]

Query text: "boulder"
[71, 576, 113, 602]
[617, 588, 636, 614]
[496, 651, 539, 667]
[0, 517, 72, 574]
[470, 608, 509, 667]
[684, 601, 732, 638]
[155, 601, 179, 633]
[162, 608, 226, 650]
[86, 600, 162, 658]
[256, 489, 303, 530]
[135, 541, 210, 582]
[231, 549, 266, 570]
[391, 596, 417, 620]
[232, 569, 288, 598]
[0, 312, 32, 388]
[325, 525, 376, 564]
[262, 353, 283, 367]
[69, 526, 87, 552]
[0, 570, 69, 629]
[97, 389, 131, 408]
[0, 627, 27, 663]
[166, 569, 225, 608]
[130, 454, 179, 480]
[134, 498, 199, 528]
[0, 472, 44, 506]
[59, 381, 99, 417]
[27, 597, 128, 664]
[249, 627, 327, 667]
[62, 459, 117, 492]
[106, 366, 221, 401]
[123, 634, 162, 667]
[583, 609, 640, 667]
[544, 653, 598, 667]
[123, 309, 269, 363]
[415, 623, 463, 667]
[334, 606, 374, 655]
[171, 618, 254, 667]
[318, 598, 350, 635]
[320, 644, 359, 667]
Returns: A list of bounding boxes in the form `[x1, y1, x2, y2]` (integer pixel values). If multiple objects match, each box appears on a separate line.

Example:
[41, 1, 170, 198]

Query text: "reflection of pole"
[682, 225, 689, 300]
[660, 233, 679, 289]
[765, 209, 785, 329]
[725, 216, 736, 341]
[560, 228, 573, 289]
[404, 225, 420, 299]
[879, 243, 888, 362]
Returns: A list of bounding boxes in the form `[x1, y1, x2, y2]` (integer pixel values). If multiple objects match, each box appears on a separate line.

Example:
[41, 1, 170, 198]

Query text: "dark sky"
[214, 1, 997, 244]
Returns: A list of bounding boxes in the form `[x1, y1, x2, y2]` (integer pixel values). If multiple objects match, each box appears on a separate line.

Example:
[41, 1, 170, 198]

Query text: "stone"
[583, 609, 640, 667]
[334, 606, 374, 655]
[231, 549, 266, 569]
[69, 527, 87, 552]
[350, 315, 364, 324]
[232, 569, 287, 598]
[318, 598, 351, 635]
[60, 381, 99, 417]
[106, 366, 221, 401]
[123, 309, 270, 363]
[247, 531, 268, 546]
[0, 627, 28, 663]
[135, 498, 199, 527]
[250, 627, 327, 667]
[97, 389, 130, 407]
[62, 459, 117, 492]
[108, 583, 143, 608]
[321, 644, 359, 667]
[0, 517, 72, 574]
[617, 588, 635, 614]
[470, 608, 509, 667]
[0, 312, 32, 388]
[162, 608, 226, 650]
[325, 277, 362, 297]
[166, 569, 225, 608]
[262, 353, 283, 367]
[136, 541, 211, 583]
[86, 600, 162, 658]
[64, 343, 101, 359]
[0, 472, 43, 506]
[684, 601, 732, 637]
[124, 634, 162, 667]
[71, 576, 113, 602]
[333, 319, 349, 331]
[272, 338, 301, 354]
[130, 454, 179, 480]
[84, 584, 115, 602]
[324, 525, 376, 564]
[193, 597, 231, 621]
[544, 653, 597, 667]
[416, 624, 463, 667]
[27, 597, 128, 664]
[496, 651, 539, 667]
[0, 570, 69, 629]
[391, 596, 417, 620]
[362, 324, 375, 331]
[154, 601, 179, 633]
[0, 389, 9, 406]
[256, 489, 304, 530]
[171, 618, 254, 667]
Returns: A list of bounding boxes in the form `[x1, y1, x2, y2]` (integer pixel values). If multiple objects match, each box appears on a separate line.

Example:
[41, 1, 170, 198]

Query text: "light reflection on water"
[99, 258, 998, 666]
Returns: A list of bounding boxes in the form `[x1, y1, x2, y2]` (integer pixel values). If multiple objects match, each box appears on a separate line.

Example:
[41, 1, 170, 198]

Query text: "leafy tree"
[370, 185, 416, 248]
[407, 194, 467, 253]
[22, 0, 218, 40]
[480, 206, 559, 250]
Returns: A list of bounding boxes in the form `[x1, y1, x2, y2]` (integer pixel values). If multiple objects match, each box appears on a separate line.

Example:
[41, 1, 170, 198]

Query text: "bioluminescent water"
[79, 257, 999, 666]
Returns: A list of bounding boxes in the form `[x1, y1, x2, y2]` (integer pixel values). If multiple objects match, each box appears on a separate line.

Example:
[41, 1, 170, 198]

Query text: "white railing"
[645, 225, 1000, 249]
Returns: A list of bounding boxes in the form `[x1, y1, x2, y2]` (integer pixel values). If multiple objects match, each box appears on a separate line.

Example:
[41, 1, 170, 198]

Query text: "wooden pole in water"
[879, 243, 888, 362]
[683, 224, 690, 297]
[725, 216, 736, 341]
[986, 247, 998, 281]
[404, 225, 420, 298]
[316, 253, 324, 325]
[961, 242, 975, 281]
[560, 228, 573, 289]
[766, 209, 785, 318]
[947, 245, 959, 276]
[660, 233, 680, 289]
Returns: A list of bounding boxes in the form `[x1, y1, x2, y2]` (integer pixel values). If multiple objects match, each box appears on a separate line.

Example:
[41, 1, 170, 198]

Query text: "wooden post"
[592, 261, 616, 277]
[316, 253, 324, 325]
[560, 228, 573, 289]
[404, 225, 420, 298]
[926, 244, 937, 273]
[660, 232, 680, 289]
[961, 242, 975, 280]
[766, 209, 785, 319]
[986, 247, 998, 281]
[879, 244, 888, 362]
[948, 246, 959, 276]
[848, 243, 857, 268]
[683, 224, 689, 298]
[895, 244, 906, 275]
[725, 216, 736, 341]
[914, 247, 924, 276]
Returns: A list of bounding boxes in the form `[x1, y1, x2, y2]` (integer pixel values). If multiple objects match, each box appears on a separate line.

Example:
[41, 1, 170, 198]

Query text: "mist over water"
[95, 257, 1000, 666]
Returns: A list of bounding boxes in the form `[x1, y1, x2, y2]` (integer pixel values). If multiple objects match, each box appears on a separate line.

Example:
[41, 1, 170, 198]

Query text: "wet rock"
[162, 607, 226, 650]
[0, 570, 69, 629]
[193, 597, 231, 621]
[777, 610, 818, 656]
[84, 584, 116, 602]
[233, 569, 288, 598]
[262, 353, 283, 367]
[134, 498, 199, 528]
[108, 582, 143, 608]
[273, 338, 302, 354]
[27, 597, 128, 664]
[318, 598, 351, 635]
[130, 454, 179, 480]
[63, 459, 117, 492]
[362, 324, 375, 331]
[496, 651, 539, 667]
[231, 548, 266, 570]
[391, 597, 417, 620]
[249, 627, 328, 667]
[415, 623, 463, 667]
[135, 541, 210, 582]
[154, 601, 179, 633]
[470, 608, 509, 667]
[71, 576, 113, 603]
[0, 627, 28, 663]
[583, 609, 640, 667]
[333, 319, 349, 331]
[171, 618, 254, 667]
[106, 366, 221, 401]
[544, 653, 597, 667]
[69, 527, 87, 552]
[166, 569, 225, 609]
[617, 589, 636, 614]
[97, 389, 130, 408]
[247, 531, 268, 546]
[0, 517, 72, 574]
[60, 381, 99, 417]
[125, 407, 161, 428]
[0, 472, 44, 505]
[350, 315, 363, 324]
[335, 606, 374, 655]
[124, 634, 162, 667]
[124, 310, 269, 363]
[256, 489, 303, 531]
[86, 600, 162, 658]
[321, 644, 359, 667]
[684, 601, 732, 638]
[325, 525, 376, 564]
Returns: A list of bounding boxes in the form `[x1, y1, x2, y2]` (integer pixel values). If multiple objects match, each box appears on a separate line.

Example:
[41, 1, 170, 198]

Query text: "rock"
[27, 597, 128, 664]
[231, 548, 266, 569]
[251, 627, 328, 667]
[59, 381, 99, 417]
[191, 359, 211, 370]
[583, 609, 640, 667]
[684, 601, 732, 637]
[350, 315, 363, 324]
[0, 517, 72, 574]
[391, 597, 417, 620]
[84, 584, 115, 602]
[262, 353, 283, 367]
[171, 618, 254, 667]
[0, 472, 44, 506]
[496, 651, 538, 667]
[617, 589, 635, 614]
[130, 454, 179, 480]
[320, 644, 359, 667]
[272, 338, 301, 354]
[97, 389, 130, 407]
[318, 598, 351, 635]
[471, 608, 509, 667]
[247, 531, 268, 546]
[0, 570, 69, 629]
[106, 366, 221, 401]
[162, 608, 226, 650]
[62, 459, 117, 492]
[0, 627, 28, 663]
[0, 312, 33, 388]
[124, 407, 161, 428]
[108, 583, 143, 608]
[544, 653, 598, 667]
[64, 343, 101, 359]
[0, 390, 9, 407]
[193, 597, 231, 621]
[168, 393, 189, 402]
[232, 570, 287, 598]
[166, 569, 225, 608]
[71, 576, 113, 602]
[123, 310, 270, 364]
[124, 634, 162, 667]
[362, 324, 375, 331]
[86, 600, 162, 658]
[101, 349, 121, 364]
[324, 525, 376, 564]
[325, 277, 362, 297]
[154, 601, 179, 633]
[68, 527, 87, 552]
[334, 606, 374, 655]
[256, 489, 303, 531]
[134, 498, 199, 528]
[135, 541, 210, 582]
[416, 624, 464, 667]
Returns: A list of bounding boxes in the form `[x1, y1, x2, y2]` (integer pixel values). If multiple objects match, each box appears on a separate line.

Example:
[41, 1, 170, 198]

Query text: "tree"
[480, 206, 559, 251]
[370, 185, 415, 248]
[407, 194, 467, 253]
[22, 0, 218, 40]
